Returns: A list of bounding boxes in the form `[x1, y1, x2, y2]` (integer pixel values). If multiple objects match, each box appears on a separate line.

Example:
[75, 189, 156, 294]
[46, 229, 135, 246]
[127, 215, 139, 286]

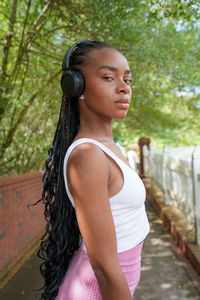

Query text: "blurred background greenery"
[0, 0, 199, 176]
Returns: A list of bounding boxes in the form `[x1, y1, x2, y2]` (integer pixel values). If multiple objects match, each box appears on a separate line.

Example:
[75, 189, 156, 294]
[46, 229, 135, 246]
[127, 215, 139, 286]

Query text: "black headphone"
[61, 40, 93, 98]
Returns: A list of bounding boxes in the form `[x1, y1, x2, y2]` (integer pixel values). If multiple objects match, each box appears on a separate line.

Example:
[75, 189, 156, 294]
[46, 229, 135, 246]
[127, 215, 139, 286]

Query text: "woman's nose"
[116, 80, 131, 94]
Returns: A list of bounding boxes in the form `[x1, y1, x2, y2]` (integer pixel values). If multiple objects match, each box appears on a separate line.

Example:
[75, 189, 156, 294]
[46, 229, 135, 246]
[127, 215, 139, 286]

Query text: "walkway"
[0, 203, 200, 300]
[134, 203, 200, 299]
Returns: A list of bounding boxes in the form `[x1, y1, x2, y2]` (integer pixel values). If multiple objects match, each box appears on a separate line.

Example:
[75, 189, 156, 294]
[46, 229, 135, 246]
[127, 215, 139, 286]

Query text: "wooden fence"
[143, 145, 200, 245]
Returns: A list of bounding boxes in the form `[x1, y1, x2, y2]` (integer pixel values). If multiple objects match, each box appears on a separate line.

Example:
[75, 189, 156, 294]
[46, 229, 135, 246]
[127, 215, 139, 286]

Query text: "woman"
[38, 40, 150, 300]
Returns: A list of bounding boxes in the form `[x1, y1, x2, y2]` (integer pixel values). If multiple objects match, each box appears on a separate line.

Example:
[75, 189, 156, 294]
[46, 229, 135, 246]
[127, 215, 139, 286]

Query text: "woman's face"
[79, 47, 132, 120]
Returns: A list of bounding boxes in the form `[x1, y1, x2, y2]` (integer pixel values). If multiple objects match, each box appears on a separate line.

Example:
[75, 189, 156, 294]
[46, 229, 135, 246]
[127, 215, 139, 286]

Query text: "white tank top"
[63, 138, 150, 253]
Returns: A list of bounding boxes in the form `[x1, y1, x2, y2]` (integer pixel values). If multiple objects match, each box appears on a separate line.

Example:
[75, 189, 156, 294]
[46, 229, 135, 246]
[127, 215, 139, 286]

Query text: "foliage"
[0, 0, 199, 175]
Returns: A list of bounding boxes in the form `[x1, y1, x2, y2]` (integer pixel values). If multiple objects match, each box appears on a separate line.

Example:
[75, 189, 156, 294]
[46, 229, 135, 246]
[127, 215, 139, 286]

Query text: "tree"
[0, 0, 199, 175]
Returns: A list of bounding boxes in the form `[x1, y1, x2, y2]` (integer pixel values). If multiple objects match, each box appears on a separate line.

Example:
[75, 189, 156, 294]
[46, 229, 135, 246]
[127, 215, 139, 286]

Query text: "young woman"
[38, 40, 150, 300]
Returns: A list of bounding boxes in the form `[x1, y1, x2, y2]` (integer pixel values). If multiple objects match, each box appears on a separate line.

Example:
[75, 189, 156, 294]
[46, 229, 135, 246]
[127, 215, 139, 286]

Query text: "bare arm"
[67, 143, 132, 300]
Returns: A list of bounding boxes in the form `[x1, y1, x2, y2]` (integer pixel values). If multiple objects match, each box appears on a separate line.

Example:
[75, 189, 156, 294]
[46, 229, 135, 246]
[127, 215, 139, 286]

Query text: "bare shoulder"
[68, 142, 109, 173]
[67, 143, 110, 193]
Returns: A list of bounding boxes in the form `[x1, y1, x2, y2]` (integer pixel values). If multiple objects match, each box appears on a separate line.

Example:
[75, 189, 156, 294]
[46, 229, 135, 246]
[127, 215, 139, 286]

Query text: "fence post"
[138, 137, 150, 178]
[143, 145, 151, 177]
[149, 146, 155, 179]
[192, 146, 200, 245]
[163, 146, 171, 205]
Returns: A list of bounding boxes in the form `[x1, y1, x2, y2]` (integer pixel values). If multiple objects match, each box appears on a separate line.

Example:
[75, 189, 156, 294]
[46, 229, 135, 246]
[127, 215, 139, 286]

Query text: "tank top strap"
[63, 138, 126, 206]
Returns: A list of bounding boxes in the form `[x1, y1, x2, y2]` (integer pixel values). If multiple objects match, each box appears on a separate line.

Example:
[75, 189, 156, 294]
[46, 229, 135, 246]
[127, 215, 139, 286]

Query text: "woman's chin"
[114, 111, 128, 119]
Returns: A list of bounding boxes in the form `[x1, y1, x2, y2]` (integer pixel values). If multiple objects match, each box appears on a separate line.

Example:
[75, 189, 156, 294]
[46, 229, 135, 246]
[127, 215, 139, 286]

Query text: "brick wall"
[0, 171, 45, 280]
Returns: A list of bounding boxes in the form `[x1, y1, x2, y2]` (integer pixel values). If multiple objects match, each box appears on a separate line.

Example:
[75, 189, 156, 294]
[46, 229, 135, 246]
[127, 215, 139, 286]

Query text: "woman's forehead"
[86, 47, 130, 70]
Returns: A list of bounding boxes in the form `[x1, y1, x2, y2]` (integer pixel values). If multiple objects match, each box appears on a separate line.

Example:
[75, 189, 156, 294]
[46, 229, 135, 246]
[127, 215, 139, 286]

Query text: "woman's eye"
[103, 76, 114, 81]
[124, 79, 133, 85]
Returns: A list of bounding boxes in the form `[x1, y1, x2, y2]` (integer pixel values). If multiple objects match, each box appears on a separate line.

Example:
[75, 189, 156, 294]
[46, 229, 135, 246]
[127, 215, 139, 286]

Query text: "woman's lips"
[115, 99, 129, 109]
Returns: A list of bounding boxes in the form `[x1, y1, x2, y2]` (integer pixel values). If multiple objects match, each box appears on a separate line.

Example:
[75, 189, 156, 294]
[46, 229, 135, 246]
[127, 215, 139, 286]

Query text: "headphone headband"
[62, 40, 94, 71]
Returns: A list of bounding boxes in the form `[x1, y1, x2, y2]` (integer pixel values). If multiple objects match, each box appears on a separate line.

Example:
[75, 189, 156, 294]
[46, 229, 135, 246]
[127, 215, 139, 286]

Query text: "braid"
[38, 41, 113, 300]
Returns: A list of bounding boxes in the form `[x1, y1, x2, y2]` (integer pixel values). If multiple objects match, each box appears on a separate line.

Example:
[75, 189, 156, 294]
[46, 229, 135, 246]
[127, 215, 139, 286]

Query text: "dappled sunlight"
[160, 283, 172, 289]
[140, 265, 152, 271]
[152, 219, 163, 224]
[150, 237, 170, 246]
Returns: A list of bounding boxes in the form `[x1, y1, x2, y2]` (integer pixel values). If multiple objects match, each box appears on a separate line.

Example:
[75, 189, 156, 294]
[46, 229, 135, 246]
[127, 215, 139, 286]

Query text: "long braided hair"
[38, 41, 112, 300]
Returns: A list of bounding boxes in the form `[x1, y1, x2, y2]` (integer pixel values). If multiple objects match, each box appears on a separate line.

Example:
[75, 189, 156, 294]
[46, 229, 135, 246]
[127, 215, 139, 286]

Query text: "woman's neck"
[77, 114, 114, 142]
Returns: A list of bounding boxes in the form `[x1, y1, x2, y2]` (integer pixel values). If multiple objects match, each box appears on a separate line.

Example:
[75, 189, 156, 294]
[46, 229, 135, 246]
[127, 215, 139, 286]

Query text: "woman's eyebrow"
[97, 65, 131, 74]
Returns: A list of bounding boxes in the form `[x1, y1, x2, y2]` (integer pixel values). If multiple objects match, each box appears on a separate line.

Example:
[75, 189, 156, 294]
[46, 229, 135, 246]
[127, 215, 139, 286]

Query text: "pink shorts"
[56, 242, 143, 300]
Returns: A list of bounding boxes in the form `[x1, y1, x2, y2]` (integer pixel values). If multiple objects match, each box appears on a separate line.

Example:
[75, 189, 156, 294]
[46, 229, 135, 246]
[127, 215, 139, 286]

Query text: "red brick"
[0, 171, 45, 280]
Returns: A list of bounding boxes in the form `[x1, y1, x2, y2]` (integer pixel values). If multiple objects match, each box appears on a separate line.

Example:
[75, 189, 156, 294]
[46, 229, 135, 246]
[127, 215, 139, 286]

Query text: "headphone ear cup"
[61, 70, 85, 98]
